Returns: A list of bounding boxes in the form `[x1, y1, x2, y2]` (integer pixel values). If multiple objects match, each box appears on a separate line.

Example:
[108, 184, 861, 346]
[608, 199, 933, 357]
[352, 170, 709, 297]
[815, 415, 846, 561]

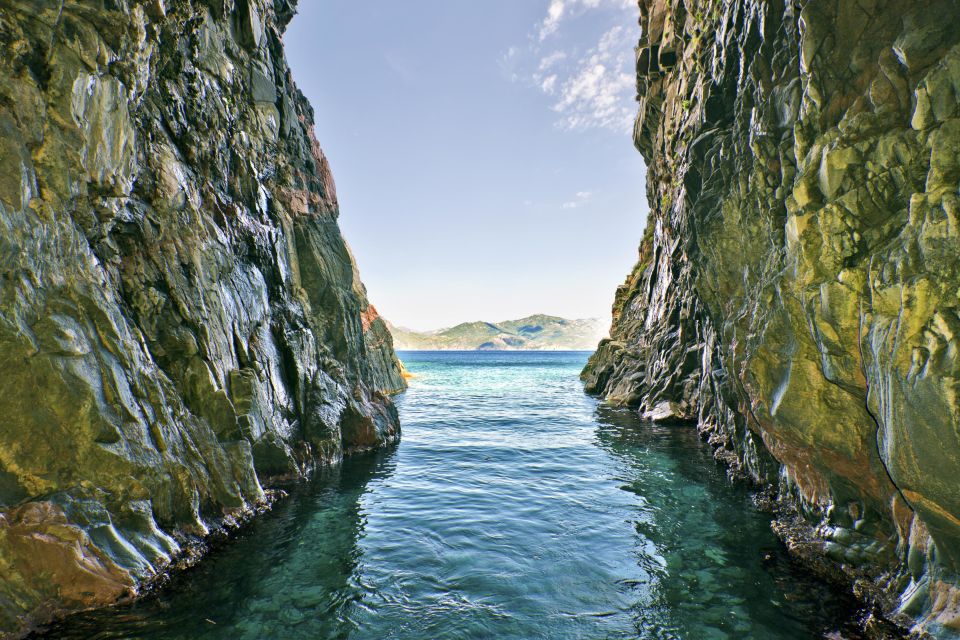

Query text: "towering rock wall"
[0, 0, 404, 635]
[584, 0, 960, 635]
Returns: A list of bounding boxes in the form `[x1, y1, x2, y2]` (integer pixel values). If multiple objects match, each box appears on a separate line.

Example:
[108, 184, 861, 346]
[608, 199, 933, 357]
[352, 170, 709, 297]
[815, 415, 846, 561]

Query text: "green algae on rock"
[584, 0, 960, 636]
[0, 0, 404, 635]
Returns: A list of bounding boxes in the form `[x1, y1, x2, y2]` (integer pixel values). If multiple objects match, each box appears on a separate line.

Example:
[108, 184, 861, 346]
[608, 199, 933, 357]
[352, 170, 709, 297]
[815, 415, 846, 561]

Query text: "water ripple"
[36, 351, 867, 640]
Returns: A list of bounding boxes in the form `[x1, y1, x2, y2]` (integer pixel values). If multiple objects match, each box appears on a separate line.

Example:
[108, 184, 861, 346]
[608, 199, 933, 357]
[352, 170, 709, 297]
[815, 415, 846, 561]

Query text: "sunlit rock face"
[585, 0, 960, 634]
[0, 0, 404, 633]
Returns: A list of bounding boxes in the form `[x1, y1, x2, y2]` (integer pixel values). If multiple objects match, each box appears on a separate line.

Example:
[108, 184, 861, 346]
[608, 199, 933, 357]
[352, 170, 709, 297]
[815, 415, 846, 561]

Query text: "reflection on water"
[37, 351, 867, 639]
[39, 452, 397, 639]
[592, 407, 859, 638]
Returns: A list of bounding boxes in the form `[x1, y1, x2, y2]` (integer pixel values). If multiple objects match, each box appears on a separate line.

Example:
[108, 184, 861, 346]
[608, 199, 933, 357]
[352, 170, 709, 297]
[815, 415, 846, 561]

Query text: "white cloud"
[513, 1, 638, 132]
[499, 46, 522, 81]
[538, 0, 566, 41]
[552, 26, 634, 132]
[538, 0, 636, 41]
[562, 190, 593, 208]
[538, 51, 567, 71]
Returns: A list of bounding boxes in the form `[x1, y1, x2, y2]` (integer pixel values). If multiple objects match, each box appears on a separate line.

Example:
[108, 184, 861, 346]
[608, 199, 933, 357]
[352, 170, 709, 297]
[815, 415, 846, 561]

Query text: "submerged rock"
[585, 0, 960, 636]
[0, 0, 404, 635]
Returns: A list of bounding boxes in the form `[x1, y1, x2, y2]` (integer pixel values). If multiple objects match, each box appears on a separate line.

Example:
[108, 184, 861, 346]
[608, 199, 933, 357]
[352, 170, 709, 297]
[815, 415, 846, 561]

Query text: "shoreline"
[690, 415, 915, 639]
[19, 440, 403, 640]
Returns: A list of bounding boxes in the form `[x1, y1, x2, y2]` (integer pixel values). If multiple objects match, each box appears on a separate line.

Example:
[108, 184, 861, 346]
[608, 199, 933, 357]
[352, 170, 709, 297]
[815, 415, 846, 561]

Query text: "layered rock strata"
[0, 0, 404, 635]
[584, 0, 960, 636]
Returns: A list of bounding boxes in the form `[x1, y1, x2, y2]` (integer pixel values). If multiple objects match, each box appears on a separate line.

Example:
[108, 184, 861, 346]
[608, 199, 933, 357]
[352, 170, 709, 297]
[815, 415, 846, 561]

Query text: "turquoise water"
[38, 351, 866, 639]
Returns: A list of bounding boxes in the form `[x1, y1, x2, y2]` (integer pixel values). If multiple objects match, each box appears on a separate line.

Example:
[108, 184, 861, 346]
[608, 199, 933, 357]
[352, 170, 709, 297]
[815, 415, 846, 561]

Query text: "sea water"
[39, 351, 867, 639]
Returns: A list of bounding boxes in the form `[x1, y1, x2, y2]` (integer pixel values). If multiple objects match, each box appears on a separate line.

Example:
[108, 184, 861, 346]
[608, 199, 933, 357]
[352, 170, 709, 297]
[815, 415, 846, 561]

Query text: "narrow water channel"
[39, 351, 867, 639]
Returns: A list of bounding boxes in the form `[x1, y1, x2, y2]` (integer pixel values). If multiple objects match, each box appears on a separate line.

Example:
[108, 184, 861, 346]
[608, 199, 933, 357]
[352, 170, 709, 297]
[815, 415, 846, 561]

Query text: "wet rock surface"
[585, 0, 960, 636]
[0, 0, 404, 635]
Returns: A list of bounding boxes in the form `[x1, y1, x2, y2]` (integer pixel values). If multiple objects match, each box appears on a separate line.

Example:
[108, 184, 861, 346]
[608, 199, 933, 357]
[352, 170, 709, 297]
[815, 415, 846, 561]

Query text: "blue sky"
[284, 1, 647, 331]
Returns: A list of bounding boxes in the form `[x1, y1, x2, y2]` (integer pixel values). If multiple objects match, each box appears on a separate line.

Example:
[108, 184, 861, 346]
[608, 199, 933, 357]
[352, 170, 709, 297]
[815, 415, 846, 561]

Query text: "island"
[388, 315, 607, 351]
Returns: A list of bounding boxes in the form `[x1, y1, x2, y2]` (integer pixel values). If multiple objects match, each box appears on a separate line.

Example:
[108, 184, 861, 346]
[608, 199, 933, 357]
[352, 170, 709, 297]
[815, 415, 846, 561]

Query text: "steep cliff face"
[584, 0, 960, 635]
[0, 0, 404, 634]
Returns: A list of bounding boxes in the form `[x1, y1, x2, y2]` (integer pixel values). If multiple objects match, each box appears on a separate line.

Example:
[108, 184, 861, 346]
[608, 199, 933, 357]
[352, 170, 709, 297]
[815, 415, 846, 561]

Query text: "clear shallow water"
[39, 351, 866, 639]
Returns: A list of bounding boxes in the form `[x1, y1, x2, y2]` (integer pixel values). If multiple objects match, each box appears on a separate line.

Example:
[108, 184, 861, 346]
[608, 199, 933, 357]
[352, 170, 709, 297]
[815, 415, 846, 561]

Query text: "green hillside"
[389, 315, 608, 351]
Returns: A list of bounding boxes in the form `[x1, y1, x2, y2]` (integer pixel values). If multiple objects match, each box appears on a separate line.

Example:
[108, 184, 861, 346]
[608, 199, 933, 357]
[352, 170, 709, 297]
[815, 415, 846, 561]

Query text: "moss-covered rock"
[0, 0, 404, 635]
[587, 0, 960, 636]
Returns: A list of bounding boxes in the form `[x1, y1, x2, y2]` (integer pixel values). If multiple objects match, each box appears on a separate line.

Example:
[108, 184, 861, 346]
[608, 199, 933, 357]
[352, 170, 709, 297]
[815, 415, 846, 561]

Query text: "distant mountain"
[388, 314, 608, 351]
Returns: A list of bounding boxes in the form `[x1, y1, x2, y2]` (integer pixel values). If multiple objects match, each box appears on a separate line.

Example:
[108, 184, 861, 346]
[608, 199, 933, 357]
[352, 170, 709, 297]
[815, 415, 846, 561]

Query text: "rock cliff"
[584, 0, 960, 636]
[0, 0, 404, 635]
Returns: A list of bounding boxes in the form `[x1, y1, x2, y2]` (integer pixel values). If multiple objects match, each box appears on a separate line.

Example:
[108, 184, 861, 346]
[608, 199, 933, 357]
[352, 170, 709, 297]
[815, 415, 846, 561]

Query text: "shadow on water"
[34, 449, 399, 640]
[592, 404, 874, 639]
